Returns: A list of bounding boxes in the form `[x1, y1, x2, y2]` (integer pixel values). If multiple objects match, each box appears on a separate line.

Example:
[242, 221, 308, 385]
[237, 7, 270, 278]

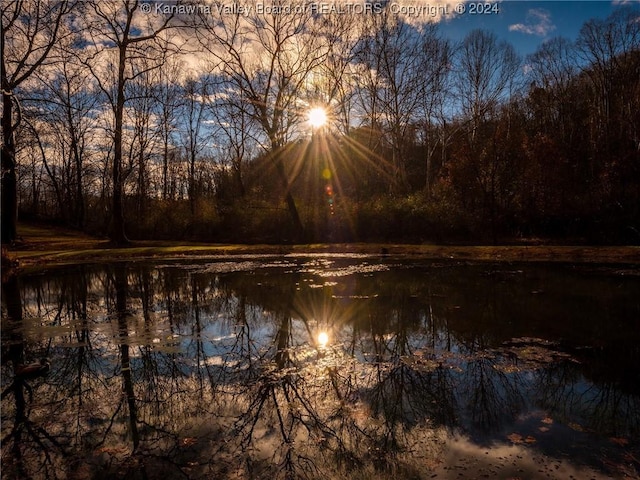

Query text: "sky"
[440, 1, 639, 56]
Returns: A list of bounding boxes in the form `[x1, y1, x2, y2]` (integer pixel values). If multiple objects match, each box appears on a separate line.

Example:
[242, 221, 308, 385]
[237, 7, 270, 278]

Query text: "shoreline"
[4, 223, 639, 272]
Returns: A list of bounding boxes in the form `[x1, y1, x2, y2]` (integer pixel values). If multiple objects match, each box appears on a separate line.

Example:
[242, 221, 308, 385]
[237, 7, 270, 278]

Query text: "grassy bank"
[3, 222, 639, 272]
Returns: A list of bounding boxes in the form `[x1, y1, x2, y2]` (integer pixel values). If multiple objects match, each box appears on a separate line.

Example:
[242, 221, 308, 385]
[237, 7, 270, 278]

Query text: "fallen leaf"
[538, 426, 550, 433]
[507, 433, 523, 444]
[568, 422, 584, 432]
[541, 417, 553, 425]
[609, 437, 629, 446]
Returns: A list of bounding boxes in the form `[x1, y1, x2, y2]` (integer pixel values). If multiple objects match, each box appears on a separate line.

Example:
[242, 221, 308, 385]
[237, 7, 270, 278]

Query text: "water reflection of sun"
[317, 331, 329, 348]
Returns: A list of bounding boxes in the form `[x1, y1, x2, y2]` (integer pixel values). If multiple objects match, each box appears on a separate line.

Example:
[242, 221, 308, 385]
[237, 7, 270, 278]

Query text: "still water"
[2, 257, 639, 479]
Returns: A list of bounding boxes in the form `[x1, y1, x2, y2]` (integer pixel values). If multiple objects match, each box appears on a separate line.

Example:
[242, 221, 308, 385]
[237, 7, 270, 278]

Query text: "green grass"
[4, 222, 639, 271]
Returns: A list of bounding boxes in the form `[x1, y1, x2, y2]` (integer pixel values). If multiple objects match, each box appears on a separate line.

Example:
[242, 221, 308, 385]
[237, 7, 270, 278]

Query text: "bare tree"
[195, 4, 330, 240]
[1, 0, 75, 244]
[80, 0, 177, 244]
[28, 47, 99, 228]
[577, 9, 640, 114]
[526, 37, 578, 141]
[14, 122, 46, 216]
[448, 30, 521, 240]
[419, 34, 451, 196]
[353, 16, 385, 167]
[575, 8, 640, 221]
[454, 29, 521, 142]
[305, 11, 364, 136]
[577, 9, 640, 153]
[178, 75, 211, 216]
[126, 63, 160, 223]
[154, 55, 183, 201]
[356, 13, 448, 192]
[212, 88, 258, 198]
[20, 116, 66, 218]
[528, 37, 577, 92]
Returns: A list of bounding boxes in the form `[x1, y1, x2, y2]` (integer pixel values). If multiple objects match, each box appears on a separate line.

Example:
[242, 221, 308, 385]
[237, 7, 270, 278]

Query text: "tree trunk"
[114, 264, 139, 450]
[1, 91, 18, 245]
[272, 152, 304, 242]
[109, 44, 129, 245]
[189, 153, 196, 217]
[162, 138, 169, 200]
[68, 109, 85, 228]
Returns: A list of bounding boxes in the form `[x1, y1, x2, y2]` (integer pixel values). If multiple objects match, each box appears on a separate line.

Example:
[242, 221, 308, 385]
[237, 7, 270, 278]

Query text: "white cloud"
[509, 9, 556, 37]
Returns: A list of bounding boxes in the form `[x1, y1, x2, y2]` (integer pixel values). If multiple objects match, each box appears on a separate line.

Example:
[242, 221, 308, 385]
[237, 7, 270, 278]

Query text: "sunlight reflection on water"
[1, 258, 639, 479]
[317, 331, 329, 347]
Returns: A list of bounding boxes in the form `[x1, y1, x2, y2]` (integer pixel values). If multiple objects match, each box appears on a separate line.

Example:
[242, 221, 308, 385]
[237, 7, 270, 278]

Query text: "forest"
[2, 1, 639, 245]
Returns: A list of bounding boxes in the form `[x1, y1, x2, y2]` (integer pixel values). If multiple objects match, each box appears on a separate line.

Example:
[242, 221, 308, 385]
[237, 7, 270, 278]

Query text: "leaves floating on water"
[507, 433, 523, 444]
[490, 337, 579, 373]
[507, 433, 537, 445]
[492, 363, 521, 374]
[399, 355, 442, 372]
[609, 437, 629, 446]
[568, 422, 585, 432]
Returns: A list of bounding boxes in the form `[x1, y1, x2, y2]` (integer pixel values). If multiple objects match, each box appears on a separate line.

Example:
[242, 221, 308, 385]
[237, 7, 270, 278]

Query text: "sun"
[307, 107, 328, 129]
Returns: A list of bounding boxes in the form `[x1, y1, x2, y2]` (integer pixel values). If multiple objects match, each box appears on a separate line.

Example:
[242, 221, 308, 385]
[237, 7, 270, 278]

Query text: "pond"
[2, 256, 639, 479]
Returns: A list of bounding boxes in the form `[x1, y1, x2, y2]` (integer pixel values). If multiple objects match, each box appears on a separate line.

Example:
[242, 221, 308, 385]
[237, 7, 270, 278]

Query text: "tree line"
[2, 1, 639, 245]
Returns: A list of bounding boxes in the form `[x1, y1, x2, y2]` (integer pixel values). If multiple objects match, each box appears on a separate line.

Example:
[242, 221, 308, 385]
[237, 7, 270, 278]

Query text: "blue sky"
[442, 1, 639, 57]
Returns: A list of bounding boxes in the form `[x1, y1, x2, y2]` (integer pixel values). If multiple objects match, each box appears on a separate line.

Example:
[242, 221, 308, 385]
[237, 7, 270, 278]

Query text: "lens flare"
[308, 107, 327, 128]
[317, 331, 329, 347]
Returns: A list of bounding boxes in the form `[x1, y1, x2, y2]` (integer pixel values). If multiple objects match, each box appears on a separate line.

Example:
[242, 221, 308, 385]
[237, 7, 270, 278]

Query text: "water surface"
[2, 257, 639, 479]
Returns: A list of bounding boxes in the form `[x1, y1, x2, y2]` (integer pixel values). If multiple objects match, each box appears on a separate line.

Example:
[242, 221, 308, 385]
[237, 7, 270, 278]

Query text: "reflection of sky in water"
[3, 259, 639, 479]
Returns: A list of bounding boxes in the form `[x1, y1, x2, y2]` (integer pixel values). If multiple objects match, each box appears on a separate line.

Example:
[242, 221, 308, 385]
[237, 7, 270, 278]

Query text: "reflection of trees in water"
[1, 273, 68, 479]
[453, 279, 528, 434]
[224, 275, 366, 478]
[2, 263, 639, 479]
[329, 284, 453, 475]
[349, 278, 524, 439]
[356, 360, 451, 474]
[534, 361, 640, 438]
[458, 356, 526, 433]
[113, 265, 140, 452]
[232, 334, 349, 477]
